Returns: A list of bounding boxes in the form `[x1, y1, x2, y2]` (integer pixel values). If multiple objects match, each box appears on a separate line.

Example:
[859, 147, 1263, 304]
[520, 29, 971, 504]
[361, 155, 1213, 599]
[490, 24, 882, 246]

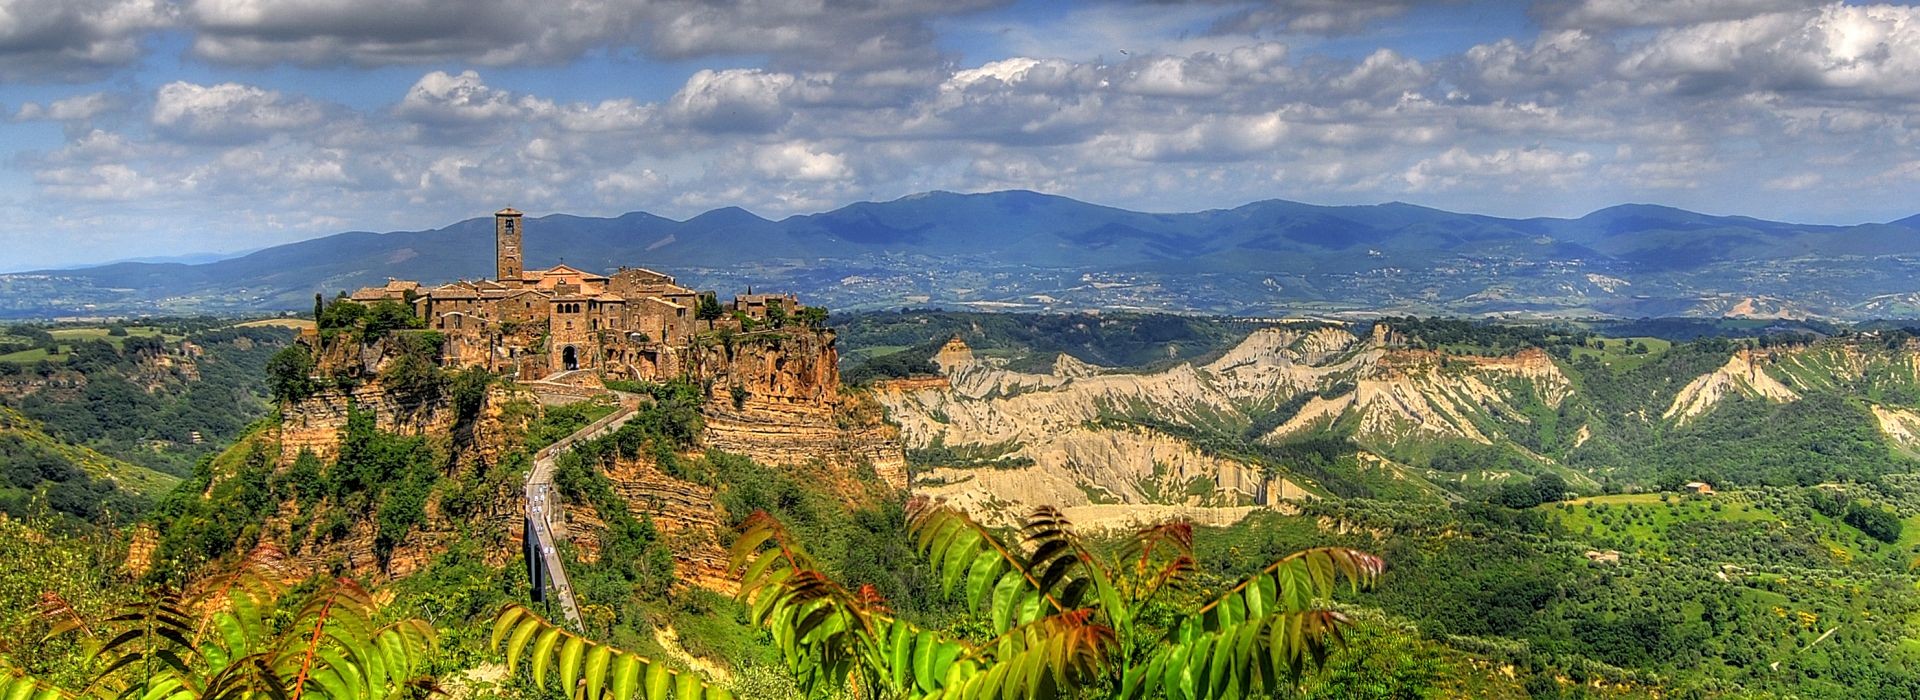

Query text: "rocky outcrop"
[276, 384, 454, 465]
[1269, 347, 1572, 445]
[1871, 404, 1920, 453]
[267, 383, 530, 580]
[933, 336, 975, 373]
[1664, 350, 1800, 423]
[694, 331, 907, 492]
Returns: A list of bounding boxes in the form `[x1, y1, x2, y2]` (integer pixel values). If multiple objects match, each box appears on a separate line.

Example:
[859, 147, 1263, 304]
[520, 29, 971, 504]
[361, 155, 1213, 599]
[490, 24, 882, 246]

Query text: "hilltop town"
[342, 207, 811, 381]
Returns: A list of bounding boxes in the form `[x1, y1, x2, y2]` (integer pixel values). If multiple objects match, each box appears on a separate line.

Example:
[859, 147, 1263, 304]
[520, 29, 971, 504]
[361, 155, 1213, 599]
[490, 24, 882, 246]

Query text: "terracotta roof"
[535, 264, 609, 280]
[496, 207, 522, 216]
[427, 287, 479, 300]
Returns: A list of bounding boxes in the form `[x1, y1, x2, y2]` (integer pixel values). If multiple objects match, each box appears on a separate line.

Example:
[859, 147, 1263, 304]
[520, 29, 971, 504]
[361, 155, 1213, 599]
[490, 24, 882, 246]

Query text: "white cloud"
[395, 70, 525, 125]
[1403, 145, 1596, 191]
[0, 0, 172, 81]
[1460, 30, 1614, 95]
[152, 81, 326, 142]
[666, 68, 797, 133]
[13, 91, 123, 122]
[1621, 4, 1920, 99]
[1766, 172, 1822, 190]
[34, 162, 168, 200]
[752, 142, 852, 182]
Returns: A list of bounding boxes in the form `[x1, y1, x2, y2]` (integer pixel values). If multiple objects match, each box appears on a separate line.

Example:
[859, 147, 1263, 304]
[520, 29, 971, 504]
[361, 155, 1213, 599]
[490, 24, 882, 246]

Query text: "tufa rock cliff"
[693, 331, 905, 492]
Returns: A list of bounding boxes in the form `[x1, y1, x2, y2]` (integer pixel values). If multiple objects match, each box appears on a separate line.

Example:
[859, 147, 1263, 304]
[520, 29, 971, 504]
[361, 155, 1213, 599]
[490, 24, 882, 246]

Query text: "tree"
[360, 300, 424, 339]
[796, 306, 829, 329]
[314, 293, 325, 322]
[3, 556, 436, 700]
[697, 294, 724, 330]
[1844, 501, 1903, 543]
[318, 296, 366, 331]
[508, 496, 1386, 700]
[266, 345, 318, 403]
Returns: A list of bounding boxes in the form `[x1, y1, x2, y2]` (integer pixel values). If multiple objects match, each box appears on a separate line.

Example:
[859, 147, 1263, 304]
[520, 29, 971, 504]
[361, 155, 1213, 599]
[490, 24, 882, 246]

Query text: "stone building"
[346, 207, 803, 380]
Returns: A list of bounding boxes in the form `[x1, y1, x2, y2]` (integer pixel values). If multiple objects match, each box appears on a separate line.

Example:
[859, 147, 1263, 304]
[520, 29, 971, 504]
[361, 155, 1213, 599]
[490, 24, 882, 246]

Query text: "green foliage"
[265, 345, 317, 403]
[697, 294, 724, 327]
[0, 433, 145, 525]
[795, 306, 828, 329]
[0, 516, 131, 690]
[360, 300, 426, 340]
[377, 332, 446, 400]
[317, 296, 366, 332]
[491, 605, 729, 700]
[448, 366, 494, 425]
[526, 399, 618, 452]
[729, 501, 1382, 699]
[905, 438, 1035, 470]
[1493, 473, 1567, 509]
[331, 403, 443, 563]
[1842, 500, 1902, 543]
[150, 437, 281, 579]
[843, 342, 942, 385]
[1377, 317, 1593, 353]
[11, 325, 288, 477]
[11, 563, 437, 700]
[554, 436, 677, 615]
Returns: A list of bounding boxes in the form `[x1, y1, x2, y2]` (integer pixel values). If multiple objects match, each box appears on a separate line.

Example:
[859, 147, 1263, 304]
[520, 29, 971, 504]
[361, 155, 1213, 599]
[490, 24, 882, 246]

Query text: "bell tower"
[495, 207, 523, 283]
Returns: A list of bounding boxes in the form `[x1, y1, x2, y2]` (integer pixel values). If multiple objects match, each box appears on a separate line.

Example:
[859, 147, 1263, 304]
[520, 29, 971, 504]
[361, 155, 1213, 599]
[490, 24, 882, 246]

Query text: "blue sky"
[2, 0, 1919, 270]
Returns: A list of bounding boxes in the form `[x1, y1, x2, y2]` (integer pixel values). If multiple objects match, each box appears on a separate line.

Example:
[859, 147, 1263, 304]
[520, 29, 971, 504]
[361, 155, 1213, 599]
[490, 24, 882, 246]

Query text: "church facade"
[347, 208, 799, 380]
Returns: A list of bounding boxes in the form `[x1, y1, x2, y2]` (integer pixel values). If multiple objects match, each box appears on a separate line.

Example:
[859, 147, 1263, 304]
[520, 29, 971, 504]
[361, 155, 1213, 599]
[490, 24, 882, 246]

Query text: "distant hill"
[6, 190, 1920, 319]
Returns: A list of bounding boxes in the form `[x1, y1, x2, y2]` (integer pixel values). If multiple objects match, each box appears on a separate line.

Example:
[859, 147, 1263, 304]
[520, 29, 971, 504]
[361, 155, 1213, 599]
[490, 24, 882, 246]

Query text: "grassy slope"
[0, 406, 179, 497]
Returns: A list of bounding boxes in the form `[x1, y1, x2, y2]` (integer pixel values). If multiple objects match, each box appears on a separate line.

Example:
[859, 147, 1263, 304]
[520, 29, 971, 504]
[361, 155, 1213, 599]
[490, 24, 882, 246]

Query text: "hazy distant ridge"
[11, 190, 1920, 319]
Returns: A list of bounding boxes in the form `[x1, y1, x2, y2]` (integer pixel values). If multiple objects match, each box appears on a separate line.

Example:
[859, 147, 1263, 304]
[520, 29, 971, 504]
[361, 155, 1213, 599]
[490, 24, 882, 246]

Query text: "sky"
[3, 0, 1920, 270]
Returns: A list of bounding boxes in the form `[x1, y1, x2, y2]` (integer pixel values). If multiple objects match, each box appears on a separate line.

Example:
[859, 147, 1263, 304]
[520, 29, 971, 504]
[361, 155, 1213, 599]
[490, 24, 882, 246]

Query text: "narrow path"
[521, 383, 641, 628]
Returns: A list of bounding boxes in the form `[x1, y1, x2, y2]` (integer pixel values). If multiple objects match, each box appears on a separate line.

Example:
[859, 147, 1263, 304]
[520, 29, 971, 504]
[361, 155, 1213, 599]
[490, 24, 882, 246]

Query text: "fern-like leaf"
[907, 499, 1073, 634]
[492, 605, 727, 700]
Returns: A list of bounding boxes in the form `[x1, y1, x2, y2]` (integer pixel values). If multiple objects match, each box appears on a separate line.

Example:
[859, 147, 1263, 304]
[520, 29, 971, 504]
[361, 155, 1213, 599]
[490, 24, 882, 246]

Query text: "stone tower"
[495, 207, 524, 283]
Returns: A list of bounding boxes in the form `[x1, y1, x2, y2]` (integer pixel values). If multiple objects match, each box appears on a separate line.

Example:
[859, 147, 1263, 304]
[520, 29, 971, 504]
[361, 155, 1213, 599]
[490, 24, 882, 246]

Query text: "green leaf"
[644, 661, 671, 700]
[612, 654, 642, 700]
[559, 634, 586, 694]
[585, 645, 613, 700]
[530, 627, 564, 687]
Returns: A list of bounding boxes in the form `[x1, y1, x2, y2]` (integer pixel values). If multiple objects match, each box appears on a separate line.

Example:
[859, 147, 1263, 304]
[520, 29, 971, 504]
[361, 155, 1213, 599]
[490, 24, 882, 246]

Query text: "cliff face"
[693, 331, 906, 492]
[562, 457, 735, 593]
[276, 384, 453, 465]
[267, 382, 530, 579]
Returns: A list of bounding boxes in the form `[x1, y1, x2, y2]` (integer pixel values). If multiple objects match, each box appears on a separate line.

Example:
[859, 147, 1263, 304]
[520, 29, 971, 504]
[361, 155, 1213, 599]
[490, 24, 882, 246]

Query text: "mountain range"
[8, 190, 1920, 319]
